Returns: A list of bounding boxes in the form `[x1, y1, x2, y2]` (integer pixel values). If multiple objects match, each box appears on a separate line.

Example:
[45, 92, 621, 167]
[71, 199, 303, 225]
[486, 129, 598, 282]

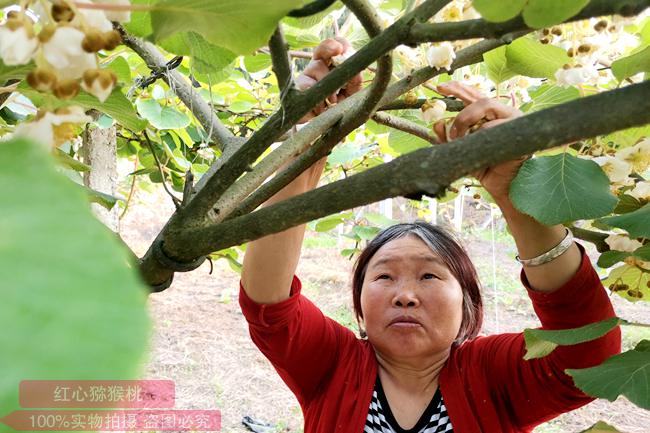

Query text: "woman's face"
[359, 235, 464, 360]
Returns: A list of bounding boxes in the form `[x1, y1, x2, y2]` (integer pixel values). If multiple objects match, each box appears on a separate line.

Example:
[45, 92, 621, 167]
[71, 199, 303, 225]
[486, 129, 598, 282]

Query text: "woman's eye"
[423, 273, 438, 280]
[377, 274, 390, 280]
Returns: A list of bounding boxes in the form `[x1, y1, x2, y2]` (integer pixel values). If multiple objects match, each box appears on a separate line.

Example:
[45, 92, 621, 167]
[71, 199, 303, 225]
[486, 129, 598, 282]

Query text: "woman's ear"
[357, 317, 367, 339]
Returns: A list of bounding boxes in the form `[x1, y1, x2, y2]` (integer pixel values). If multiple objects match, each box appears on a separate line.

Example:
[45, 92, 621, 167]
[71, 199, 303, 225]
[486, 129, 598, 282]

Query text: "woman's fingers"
[433, 120, 448, 143]
[436, 81, 486, 106]
[450, 99, 521, 139]
[313, 38, 346, 62]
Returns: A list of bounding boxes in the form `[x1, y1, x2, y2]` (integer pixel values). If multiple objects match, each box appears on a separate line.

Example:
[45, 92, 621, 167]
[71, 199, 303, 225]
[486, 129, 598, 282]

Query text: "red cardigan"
[238, 243, 621, 433]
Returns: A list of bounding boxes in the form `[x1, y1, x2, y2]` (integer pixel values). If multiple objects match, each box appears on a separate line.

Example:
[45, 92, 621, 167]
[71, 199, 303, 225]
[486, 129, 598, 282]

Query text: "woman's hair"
[351, 220, 483, 345]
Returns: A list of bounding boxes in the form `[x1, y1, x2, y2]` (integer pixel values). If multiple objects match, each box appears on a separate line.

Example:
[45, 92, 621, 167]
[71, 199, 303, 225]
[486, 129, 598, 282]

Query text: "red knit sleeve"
[238, 274, 355, 407]
[476, 242, 621, 430]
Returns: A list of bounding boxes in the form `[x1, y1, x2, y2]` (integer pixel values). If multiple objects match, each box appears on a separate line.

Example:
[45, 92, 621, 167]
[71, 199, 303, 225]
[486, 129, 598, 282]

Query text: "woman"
[239, 39, 621, 433]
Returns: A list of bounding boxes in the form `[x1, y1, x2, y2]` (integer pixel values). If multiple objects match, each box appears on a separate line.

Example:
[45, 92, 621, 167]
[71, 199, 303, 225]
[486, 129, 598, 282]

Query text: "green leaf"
[510, 153, 618, 225]
[0, 60, 32, 82]
[82, 185, 122, 210]
[520, 84, 580, 113]
[612, 46, 650, 81]
[353, 225, 381, 241]
[634, 244, 650, 261]
[54, 149, 90, 172]
[75, 89, 148, 132]
[602, 264, 650, 302]
[523, 317, 621, 360]
[614, 193, 644, 214]
[150, 0, 305, 55]
[566, 342, 650, 409]
[0, 138, 150, 424]
[244, 54, 272, 72]
[473, 0, 526, 22]
[599, 204, 650, 239]
[364, 212, 398, 229]
[105, 56, 132, 85]
[506, 37, 570, 79]
[282, 0, 341, 29]
[597, 251, 631, 269]
[522, 0, 590, 29]
[389, 128, 430, 155]
[484, 46, 518, 84]
[18, 85, 148, 133]
[160, 31, 236, 75]
[136, 99, 190, 130]
[579, 421, 624, 433]
[327, 142, 374, 166]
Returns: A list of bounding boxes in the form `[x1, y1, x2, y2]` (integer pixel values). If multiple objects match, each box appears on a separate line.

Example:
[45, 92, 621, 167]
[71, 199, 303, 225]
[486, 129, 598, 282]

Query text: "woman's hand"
[296, 37, 363, 123]
[432, 81, 528, 203]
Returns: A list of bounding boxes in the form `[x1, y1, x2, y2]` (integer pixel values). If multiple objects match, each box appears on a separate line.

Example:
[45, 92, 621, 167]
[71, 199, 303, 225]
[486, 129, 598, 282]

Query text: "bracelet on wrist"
[515, 228, 574, 267]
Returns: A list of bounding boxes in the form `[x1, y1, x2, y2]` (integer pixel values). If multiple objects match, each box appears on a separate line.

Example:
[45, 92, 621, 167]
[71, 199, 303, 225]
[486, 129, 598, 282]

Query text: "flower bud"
[425, 42, 456, 71]
[594, 20, 608, 32]
[102, 30, 122, 51]
[551, 27, 563, 36]
[27, 68, 59, 92]
[52, 2, 75, 22]
[420, 99, 447, 124]
[81, 29, 106, 52]
[82, 69, 117, 102]
[404, 91, 418, 105]
[53, 79, 81, 100]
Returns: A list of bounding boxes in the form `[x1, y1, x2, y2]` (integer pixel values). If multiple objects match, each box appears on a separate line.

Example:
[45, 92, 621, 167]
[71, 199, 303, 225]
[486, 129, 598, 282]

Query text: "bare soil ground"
[120, 186, 650, 433]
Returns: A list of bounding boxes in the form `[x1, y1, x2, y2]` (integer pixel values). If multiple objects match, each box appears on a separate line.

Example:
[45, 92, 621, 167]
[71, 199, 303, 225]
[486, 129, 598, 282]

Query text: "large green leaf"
[612, 46, 650, 81]
[510, 153, 618, 225]
[159, 31, 236, 75]
[484, 46, 518, 84]
[74, 89, 148, 132]
[0, 60, 32, 83]
[0, 138, 150, 428]
[506, 37, 570, 79]
[136, 98, 190, 130]
[150, 0, 305, 55]
[522, 0, 590, 29]
[602, 264, 650, 302]
[523, 317, 621, 360]
[566, 340, 650, 410]
[520, 84, 580, 113]
[473, 0, 526, 22]
[18, 85, 148, 132]
[599, 204, 650, 239]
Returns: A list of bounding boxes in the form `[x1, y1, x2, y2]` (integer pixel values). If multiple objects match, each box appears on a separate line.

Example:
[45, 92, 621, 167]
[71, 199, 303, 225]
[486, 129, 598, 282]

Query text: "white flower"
[421, 100, 447, 123]
[13, 107, 92, 148]
[628, 181, 650, 202]
[0, 24, 38, 65]
[554, 65, 599, 87]
[81, 69, 117, 102]
[74, 0, 113, 32]
[395, 46, 423, 73]
[96, 0, 132, 23]
[592, 156, 633, 184]
[426, 42, 456, 70]
[331, 49, 355, 67]
[616, 139, 650, 173]
[605, 234, 643, 252]
[42, 27, 97, 80]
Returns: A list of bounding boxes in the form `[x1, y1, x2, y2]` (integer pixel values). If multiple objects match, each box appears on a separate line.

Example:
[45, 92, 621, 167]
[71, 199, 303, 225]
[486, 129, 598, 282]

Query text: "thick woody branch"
[378, 97, 464, 112]
[269, 26, 295, 98]
[407, 0, 650, 44]
[372, 112, 439, 144]
[176, 0, 451, 223]
[226, 33, 525, 222]
[203, 0, 392, 223]
[115, 24, 237, 151]
[164, 80, 650, 259]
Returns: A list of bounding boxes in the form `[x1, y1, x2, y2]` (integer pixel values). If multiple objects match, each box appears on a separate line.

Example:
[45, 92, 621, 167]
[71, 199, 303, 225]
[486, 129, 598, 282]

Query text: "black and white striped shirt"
[364, 376, 454, 433]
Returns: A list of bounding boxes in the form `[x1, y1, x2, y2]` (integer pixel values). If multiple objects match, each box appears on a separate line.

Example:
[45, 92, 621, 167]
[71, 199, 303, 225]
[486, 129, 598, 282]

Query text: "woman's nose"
[392, 289, 420, 308]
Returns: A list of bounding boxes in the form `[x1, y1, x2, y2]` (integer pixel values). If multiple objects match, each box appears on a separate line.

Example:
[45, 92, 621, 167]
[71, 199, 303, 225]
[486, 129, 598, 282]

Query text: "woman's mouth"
[389, 315, 422, 328]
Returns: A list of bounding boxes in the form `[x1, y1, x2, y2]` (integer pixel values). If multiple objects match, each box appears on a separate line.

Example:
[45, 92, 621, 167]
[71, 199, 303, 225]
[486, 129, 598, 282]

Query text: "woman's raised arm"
[240, 37, 362, 304]
[241, 156, 327, 304]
